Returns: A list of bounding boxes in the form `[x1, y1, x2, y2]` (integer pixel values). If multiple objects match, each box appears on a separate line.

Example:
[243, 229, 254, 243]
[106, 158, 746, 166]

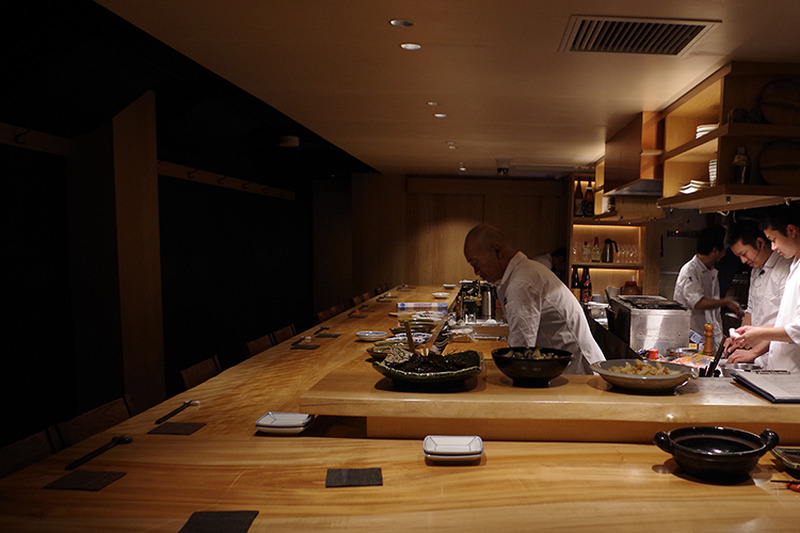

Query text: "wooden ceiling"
[70, 1, 800, 178]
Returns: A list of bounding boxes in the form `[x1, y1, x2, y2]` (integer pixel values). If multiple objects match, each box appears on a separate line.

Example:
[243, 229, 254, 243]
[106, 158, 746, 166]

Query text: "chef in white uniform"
[732, 204, 800, 373]
[725, 219, 791, 364]
[463, 224, 605, 374]
[673, 225, 743, 348]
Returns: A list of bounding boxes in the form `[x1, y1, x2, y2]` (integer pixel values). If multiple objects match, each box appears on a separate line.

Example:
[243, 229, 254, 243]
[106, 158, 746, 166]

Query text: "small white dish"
[423, 435, 483, 456]
[432, 292, 450, 299]
[443, 283, 456, 290]
[256, 425, 311, 436]
[423, 451, 483, 463]
[256, 412, 314, 428]
[356, 330, 388, 341]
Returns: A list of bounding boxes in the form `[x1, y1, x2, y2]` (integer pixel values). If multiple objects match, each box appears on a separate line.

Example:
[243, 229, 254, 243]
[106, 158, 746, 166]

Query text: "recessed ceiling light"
[458, 163, 467, 172]
[400, 42, 422, 51]
[433, 113, 448, 118]
[390, 19, 414, 27]
[427, 101, 442, 106]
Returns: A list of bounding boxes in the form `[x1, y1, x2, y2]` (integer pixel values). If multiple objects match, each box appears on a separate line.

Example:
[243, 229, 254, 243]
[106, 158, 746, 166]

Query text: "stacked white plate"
[679, 180, 712, 194]
[423, 435, 483, 463]
[256, 412, 315, 435]
[356, 330, 388, 342]
[695, 123, 719, 138]
[432, 292, 450, 299]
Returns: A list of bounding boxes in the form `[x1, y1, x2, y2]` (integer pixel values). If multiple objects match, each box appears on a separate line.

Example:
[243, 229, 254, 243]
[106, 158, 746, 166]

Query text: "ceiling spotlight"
[433, 113, 448, 118]
[400, 42, 422, 51]
[427, 101, 442, 106]
[390, 19, 414, 27]
[458, 163, 467, 172]
[496, 158, 511, 175]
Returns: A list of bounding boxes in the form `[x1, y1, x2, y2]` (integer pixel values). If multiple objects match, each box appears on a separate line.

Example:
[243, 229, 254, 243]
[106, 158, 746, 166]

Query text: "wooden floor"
[2, 286, 799, 532]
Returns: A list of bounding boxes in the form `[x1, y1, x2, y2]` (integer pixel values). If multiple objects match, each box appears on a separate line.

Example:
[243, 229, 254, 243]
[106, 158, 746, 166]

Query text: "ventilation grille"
[560, 15, 719, 56]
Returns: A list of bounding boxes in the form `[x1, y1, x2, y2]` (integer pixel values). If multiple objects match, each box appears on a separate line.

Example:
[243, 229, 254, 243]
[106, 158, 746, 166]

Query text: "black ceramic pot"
[491, 347, 572, 387]
[654, 426, 779, 481]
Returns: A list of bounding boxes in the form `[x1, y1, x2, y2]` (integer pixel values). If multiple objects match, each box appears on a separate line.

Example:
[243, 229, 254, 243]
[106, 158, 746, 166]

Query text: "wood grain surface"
[2, 286, 799, 532]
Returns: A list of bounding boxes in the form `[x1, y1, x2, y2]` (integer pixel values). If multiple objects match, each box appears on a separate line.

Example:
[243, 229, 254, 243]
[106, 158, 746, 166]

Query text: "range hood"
[605, 178, 663, 197]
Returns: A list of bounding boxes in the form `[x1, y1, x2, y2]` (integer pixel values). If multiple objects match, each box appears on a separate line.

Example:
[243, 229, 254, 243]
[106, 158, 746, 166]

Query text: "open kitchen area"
[3, 1, 800, 531]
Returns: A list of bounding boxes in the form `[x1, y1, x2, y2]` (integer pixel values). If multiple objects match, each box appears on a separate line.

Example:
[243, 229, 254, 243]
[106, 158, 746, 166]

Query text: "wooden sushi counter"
[2, 285, 799, 532]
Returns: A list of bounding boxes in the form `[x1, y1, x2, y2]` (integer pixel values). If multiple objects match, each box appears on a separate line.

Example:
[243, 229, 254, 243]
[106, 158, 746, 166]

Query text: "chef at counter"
[463, 224, 605, 374]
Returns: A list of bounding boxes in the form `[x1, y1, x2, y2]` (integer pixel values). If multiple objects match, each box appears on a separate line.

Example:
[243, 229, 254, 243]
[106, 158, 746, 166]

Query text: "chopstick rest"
[325, 467, 383, 487]
[45, 470, 126, 491]
[148, 422, 206, 435]
[178, 510, 259, 533]
[156, 400, 199, 424]
[65, 435, 133, 470]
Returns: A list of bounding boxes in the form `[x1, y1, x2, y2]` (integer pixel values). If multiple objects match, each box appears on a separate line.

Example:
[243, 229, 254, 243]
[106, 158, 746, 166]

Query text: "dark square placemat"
[315, 333, 340, 338]
[148, 422, 206, 435]
[45, 470, 126, 491]
[291, 344, 320, 350]
[178, 510, 259, 533]
[347, 314, 367, 319]
[325, 467, 383, 487]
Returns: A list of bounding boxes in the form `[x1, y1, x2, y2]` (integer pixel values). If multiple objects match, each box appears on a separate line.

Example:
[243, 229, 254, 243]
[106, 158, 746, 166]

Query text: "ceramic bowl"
[654, 426, 779, 481]
[591, 359, 697, 392]
[491, 346, 572, 387]
[356, 330, 387, 342]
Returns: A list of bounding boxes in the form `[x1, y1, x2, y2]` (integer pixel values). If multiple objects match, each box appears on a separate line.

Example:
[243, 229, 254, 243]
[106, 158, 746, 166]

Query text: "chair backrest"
[56, 396, 132, 448]
[180, 355, 222, 390]
[270, 324, 296, 344]
[0, 428, 60, 478]
[316, 308, 333, 323]
[330, 302, 346, 316]
[246, 334, 274, 356]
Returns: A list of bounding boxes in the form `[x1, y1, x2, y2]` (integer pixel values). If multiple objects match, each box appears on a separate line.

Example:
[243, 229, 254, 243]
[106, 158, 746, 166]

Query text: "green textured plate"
[372, 350, 483, 384]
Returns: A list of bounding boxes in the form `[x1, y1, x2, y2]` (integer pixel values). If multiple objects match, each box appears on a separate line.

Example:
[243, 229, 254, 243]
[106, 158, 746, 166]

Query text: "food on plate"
[608, 359, 680, 376]
[496, 347, 563, 360]
[383, 345, 473, 373]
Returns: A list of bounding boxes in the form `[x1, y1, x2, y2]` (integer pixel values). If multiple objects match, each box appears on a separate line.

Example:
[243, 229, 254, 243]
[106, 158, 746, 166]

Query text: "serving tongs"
[703, 338, 727, 377]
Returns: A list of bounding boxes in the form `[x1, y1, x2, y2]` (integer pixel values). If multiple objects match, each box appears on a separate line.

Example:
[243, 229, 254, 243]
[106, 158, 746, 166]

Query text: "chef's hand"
[723, 298, 744, 318]
[725, 348, 760, 364]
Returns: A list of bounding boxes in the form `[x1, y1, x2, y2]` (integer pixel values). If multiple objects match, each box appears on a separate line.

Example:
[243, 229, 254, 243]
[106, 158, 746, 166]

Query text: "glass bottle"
[582, 184, 594, 217]
[580, 241, 591, 262]
[590, 237, 601, 262]
[732, 146, 750, 184]
[580, 268, 592, 303]
[570, 266, 581, 301]
[573, 180, 584, 217]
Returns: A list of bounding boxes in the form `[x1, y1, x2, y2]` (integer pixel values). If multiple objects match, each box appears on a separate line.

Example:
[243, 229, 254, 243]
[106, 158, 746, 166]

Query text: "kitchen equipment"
[620, 280, 642, 295]
[601, 238, 618, 263]
[720, 362, 763, 377]
[654, 426, 779, 481]
[479, 282, 495, 319]
[608, 296, 691, 354]
[491, 347, 572, 387]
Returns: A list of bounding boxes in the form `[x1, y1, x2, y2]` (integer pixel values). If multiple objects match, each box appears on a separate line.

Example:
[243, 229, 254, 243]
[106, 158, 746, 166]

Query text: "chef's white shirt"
[496, 251, 605, 374]
[673, 254, 723, 347]
[764, 256, 800, 373]
[747, 251, 791, 327]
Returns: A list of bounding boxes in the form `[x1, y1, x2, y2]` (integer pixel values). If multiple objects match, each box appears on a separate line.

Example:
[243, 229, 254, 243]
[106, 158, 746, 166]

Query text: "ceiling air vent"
[560, 15, 719, 56]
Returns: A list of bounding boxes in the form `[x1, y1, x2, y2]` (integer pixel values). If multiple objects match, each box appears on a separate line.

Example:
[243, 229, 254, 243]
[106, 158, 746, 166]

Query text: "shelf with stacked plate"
[657, 61, 800, 212]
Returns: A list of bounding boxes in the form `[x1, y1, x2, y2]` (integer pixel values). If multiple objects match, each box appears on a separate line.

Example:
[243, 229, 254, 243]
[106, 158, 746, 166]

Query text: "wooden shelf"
[572, 262, 643, 269]
[658, 183, 800, 212]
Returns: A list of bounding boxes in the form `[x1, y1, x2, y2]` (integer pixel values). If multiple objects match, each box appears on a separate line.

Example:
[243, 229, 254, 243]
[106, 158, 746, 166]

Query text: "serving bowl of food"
[491, 346, 573, 387]
[591, 359, 698, 392]
[654, 426, 779, 481]
[373, 346, 483, 387]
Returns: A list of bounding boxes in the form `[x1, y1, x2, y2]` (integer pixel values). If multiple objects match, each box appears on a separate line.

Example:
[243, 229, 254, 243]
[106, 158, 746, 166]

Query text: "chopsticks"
[65, 435, 132, 470]
[155, 400, 199, 424]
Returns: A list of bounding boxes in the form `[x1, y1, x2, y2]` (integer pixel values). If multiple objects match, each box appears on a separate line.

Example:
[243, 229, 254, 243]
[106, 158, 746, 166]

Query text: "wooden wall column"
[112, 91, 165, 409]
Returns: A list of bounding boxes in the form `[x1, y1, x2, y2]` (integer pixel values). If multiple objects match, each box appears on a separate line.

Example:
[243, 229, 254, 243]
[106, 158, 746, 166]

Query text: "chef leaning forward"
[463, 223, 605, 374]
[731, 203, 800, 373]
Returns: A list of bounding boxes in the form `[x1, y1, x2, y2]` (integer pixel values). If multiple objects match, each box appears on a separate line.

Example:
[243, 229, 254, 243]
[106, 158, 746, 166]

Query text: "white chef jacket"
[747, 251, 791, 327]
[764, 256, 800, 373]
[496, 251, 605, 374]
[673, 255, 723, 347]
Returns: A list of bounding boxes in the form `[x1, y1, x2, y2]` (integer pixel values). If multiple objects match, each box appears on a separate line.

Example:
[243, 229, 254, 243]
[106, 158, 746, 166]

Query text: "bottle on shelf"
[580, 267, 592, 303]
[732, 146, 750, 184]
[573, 180, 584, 217]
[580, 241, 591, 262]
[570, 266, 581, 301]
[582, 183, 594, 217]
[590, 237, 601, 262]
